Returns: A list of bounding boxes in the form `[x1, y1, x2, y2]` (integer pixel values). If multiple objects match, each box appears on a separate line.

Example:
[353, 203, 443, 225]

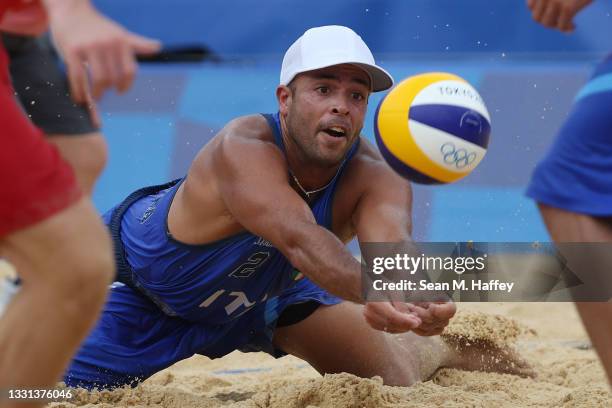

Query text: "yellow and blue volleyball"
[374, 72, 491, 184]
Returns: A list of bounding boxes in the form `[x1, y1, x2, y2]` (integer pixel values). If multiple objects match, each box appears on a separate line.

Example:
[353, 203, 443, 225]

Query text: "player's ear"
[276, 84, 292, 116]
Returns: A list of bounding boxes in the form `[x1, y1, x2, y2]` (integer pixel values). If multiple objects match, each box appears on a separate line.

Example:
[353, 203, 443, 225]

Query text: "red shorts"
[0, 42, 80, 238]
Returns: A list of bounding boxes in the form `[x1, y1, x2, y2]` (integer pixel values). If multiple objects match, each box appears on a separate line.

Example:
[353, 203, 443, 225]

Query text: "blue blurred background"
[91, 0, 612, 244]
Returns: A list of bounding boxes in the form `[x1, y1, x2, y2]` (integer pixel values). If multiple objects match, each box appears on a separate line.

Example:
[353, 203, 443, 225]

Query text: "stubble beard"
[285, 112, 351, 168]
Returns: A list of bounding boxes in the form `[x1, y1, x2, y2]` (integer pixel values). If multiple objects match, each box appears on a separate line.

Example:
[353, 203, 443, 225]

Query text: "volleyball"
[374, 72, 491, 184]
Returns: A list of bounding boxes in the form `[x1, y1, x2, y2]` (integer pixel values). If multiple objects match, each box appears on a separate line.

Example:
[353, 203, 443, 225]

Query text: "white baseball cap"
[280, 25, 394, 92]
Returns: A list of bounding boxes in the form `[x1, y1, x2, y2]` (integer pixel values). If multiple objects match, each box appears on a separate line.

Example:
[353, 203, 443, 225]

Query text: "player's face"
[281, 64, 370, 166]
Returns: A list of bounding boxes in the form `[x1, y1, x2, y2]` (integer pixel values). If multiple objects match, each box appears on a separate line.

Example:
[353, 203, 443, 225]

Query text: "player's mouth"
[322, 126, 348, 138]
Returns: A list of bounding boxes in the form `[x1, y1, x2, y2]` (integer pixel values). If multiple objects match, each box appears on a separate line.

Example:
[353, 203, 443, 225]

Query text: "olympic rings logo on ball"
[440, 142, 477, 169]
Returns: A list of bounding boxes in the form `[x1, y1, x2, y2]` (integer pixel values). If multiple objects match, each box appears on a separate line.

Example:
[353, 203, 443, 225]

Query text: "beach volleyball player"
[526, 0, 612, 384]
[0, 0, 159, 404]
[63, 26, 531, 389]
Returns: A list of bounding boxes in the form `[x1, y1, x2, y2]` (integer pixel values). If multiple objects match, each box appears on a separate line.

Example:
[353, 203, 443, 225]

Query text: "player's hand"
[363, 301, 422, 333]
[45, 0, 161, 103]
[364, 301, 455, 336]
[403, 301, 456, 336]
[526, 0, 592, 33]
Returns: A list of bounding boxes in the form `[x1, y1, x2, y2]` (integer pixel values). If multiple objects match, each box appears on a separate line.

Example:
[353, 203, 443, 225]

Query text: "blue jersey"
[65, 113, 356, 388]
[527, 55, 612, 215]
[116, 112, 356, 323]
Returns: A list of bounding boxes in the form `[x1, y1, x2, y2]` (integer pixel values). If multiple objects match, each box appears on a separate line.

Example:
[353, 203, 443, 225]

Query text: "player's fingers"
[383, 303, 422, 332]
[557, 3, 577, 32]
[363, 306, 395, 332]
[116, 41, 137, 93]
[430, 302, 457, 321]
[413, 326, 445, 337]
[65, 52, 88, 104]
[364, 303, 421, 333]
[107, 44, 125, 93]
[405, 304, 455, 334]
[532, 0, 548, 22]
[411, 314, 447, 335]
[87, 50, 113, 100]
[127, 32, 162, 55]
[385, 313, 421, 333]
[541, 1, 561, 28]
[526, 0, 536, 11]
[408, 305, 436, 324]
[405, 303, 446, 325]
[390, 301, 411, 314]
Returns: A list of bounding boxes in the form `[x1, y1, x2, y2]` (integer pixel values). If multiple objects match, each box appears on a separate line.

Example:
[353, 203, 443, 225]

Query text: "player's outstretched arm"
[526, 0, 592, 32]
[42, 0, 161, 103]
[212, 120, 363, 304]
[353, 156, 456, 335]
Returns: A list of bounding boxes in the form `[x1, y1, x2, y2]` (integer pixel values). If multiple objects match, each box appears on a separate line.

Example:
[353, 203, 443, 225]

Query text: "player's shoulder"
[199, 114, 280, 164]
[186, 114, 285, 193]
[208, 114, 285, 173]
[219, 114, 276, 145]
[189, 114, 281, 175]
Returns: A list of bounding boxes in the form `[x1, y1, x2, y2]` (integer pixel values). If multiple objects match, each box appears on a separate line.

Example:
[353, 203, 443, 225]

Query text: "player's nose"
[330, 95, 350, 115]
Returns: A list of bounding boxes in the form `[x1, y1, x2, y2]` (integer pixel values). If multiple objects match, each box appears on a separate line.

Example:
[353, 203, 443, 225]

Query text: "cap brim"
[282, 61, 394, 93]
[350, 63, 394, 92]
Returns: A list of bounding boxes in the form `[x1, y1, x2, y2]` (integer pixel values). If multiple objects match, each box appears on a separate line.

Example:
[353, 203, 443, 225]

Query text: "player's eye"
[316, 86, 330, 94]
[352, 92, 365, 101]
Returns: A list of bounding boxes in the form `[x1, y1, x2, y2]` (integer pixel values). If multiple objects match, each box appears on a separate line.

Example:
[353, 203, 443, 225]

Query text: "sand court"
[48, 302, 611, 408]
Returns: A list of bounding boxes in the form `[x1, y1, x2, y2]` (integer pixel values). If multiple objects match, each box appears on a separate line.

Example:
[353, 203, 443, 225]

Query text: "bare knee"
[3, 198, 114, 318]
[56, 234, 114, 317]
[52, 214, 114, 316]
[48, 132, 108, 194]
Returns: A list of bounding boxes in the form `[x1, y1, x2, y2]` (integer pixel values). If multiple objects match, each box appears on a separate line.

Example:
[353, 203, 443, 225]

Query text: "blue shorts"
[526, 55, 612, 216]
[64, 275, 340, 389]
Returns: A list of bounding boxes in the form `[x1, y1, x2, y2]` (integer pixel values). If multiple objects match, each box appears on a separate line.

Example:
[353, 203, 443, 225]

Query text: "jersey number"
[229, 252, 270, 278]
